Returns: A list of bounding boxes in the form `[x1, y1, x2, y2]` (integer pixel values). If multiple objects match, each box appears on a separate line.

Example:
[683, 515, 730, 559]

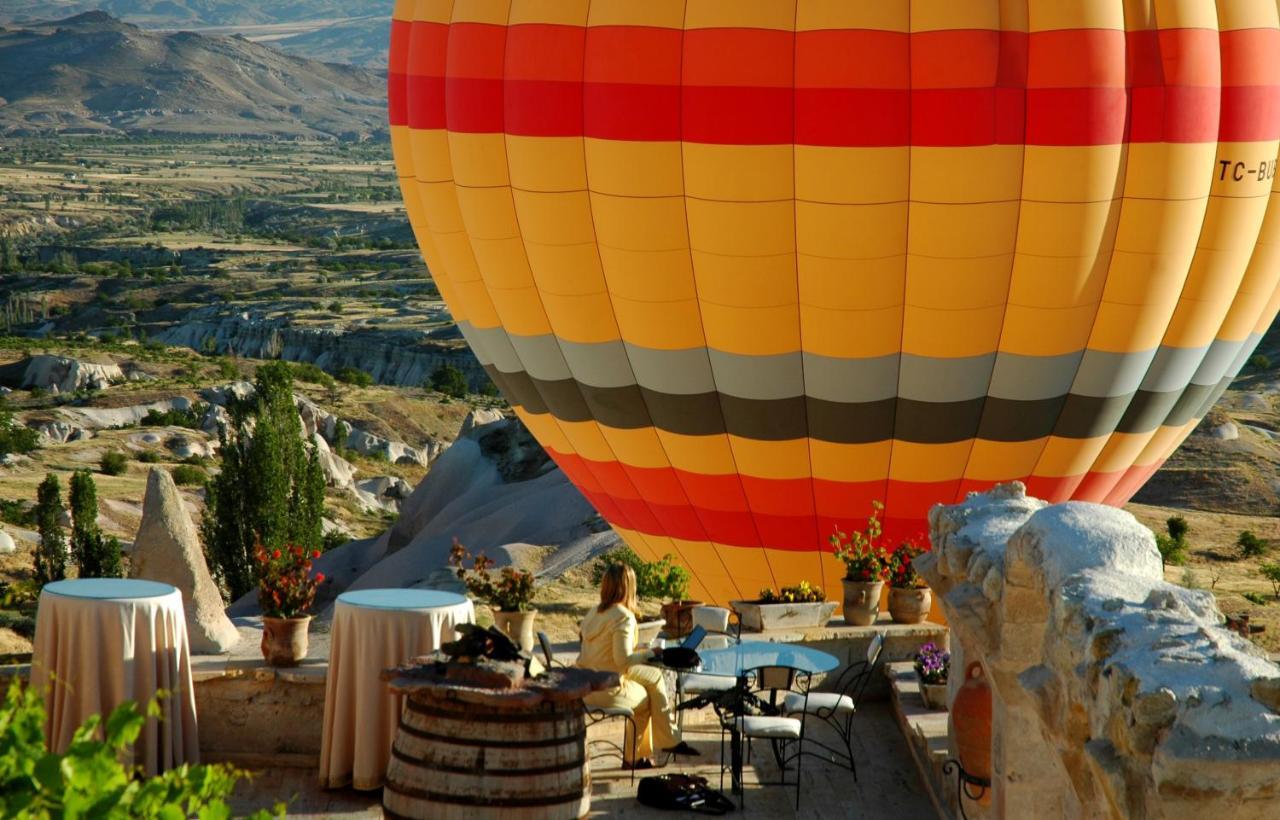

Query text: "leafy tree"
[429, 363, 468, 399]
[202, 361, 327, 600]
[1238, 530, 1270, 559]
[0, 236, 18, 274]
[70, 470, 121, 578]
[1260, 562, 1280, 598]
[33, 474, 66, 586]
[0, 408, 39, 457]
[336, 366, 373, 388]
[1166, 516, 1189, 544]
[99, 450, 128, 476]
[0, 679, 279, 817]
[170, 464, 207, 486]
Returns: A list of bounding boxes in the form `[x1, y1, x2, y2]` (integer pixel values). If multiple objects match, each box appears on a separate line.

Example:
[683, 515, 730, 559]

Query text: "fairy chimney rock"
[132, 467, 239, 654]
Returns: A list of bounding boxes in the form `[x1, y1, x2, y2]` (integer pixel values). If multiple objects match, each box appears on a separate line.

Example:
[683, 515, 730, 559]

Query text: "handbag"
[637, 773, 736, 815]
[660, 646, 701, 671]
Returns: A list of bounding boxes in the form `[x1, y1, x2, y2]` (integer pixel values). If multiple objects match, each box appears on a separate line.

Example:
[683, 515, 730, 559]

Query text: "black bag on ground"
[637, 773, 736, 815]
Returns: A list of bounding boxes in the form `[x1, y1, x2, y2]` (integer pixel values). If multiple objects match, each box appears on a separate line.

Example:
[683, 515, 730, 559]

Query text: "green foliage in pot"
[757, 580, 824, 604]
[831, 501, 890, 583]
[0, 679, 282, 818]
[449, 538, 536, 612]
[887, 540, 928, 589]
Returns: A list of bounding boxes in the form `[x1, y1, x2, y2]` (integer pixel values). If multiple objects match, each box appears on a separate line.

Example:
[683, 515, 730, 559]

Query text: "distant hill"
[0, 12, 387, 139]
[0, 1, 363, 28]
[270, 16, 390, 69]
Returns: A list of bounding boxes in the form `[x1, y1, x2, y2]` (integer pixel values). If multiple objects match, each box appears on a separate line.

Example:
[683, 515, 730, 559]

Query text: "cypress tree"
[70, 469, 121, 578]
[34, 474, 66, 585]
[202, 361, 326, 600]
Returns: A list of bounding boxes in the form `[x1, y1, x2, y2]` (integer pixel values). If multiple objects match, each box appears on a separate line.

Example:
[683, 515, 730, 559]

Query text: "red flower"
[272, 549, 282, 559]
[315, 573, 326, 583]
[311, 550, 321, 559]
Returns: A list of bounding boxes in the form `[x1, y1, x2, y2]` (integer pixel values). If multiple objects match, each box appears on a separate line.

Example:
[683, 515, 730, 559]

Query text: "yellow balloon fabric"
[390, 0, 1280, 606]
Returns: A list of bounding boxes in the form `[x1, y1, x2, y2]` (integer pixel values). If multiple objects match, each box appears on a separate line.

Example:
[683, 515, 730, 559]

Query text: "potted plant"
[646, 554, 699, 637]
[887, 540, 933, 624]
[256, 540, 325, 666]
[731, 581, 836, 632]
[831, 501, 889, 626]
[449, 538, 537, 651]
[914, 642, 950, 710]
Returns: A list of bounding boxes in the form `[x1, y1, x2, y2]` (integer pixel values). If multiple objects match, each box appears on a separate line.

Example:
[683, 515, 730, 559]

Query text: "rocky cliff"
[156, 307, 486, 389]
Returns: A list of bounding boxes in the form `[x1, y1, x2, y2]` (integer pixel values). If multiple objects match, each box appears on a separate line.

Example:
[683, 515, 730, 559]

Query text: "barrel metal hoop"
[405, 697, 578, 724]
[389, 743, 586, 776]
[385, 779, 588, 809]
[396, 718, 587, 749]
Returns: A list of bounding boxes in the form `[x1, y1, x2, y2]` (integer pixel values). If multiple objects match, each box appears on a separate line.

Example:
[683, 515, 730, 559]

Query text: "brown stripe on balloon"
[486, 367, 1220, 444]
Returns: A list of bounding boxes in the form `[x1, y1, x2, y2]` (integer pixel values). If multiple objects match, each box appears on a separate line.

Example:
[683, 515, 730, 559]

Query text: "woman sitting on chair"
[577, 563, 699, 769]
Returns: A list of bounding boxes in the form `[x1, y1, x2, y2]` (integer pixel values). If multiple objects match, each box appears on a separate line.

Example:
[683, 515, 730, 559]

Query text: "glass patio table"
[689, 641, 839, 793]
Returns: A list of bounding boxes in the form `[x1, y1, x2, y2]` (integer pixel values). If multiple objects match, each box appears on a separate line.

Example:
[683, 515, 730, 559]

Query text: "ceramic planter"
[730, 600, 837, 632]
[660, 600, 703, 638]
[493, 609, 537, 652]
[261, 615, 311, 667]
[920, 681, 948, 710]
[888, 586, 933, 624]
[953, 662, 993, 782]
[841, 579, 884, 626]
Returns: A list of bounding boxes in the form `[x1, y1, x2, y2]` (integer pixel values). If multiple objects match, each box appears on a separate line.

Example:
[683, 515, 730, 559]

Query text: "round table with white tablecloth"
[319, 588, 474, 790]
[31, 578, 200, 776]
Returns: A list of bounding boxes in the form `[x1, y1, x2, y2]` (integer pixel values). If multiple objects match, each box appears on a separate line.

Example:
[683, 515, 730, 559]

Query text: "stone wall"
[919, 483, 1280, 819]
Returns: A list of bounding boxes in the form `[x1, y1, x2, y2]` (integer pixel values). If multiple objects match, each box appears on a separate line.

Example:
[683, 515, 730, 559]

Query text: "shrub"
[0, 679, 279, 817]
[1238, 530, 1269, 559]
[1260, 562, 1280, 598]
[0, 409, 38, 457]
[136, 449, 163, 464]
[1249, 353, 1272, 370]
[321, 528, 349, 552]
[1155, 533, 1188, 567]
[141, 402, 206, 429]
[336, 367, 373, 388]
[590, 546, 690, 602]
[99, 450, 128, 476]
[170, 464, 207, 486]
[1244, 591, 1270, 606]
[429, 363, 468, 399]
[1166, 516, 1190, 543]
[33, 474, 66, 586]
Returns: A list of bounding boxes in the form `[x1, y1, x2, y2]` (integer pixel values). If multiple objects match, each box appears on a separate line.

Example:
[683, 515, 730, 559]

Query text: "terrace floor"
[227, 701, 936, 819]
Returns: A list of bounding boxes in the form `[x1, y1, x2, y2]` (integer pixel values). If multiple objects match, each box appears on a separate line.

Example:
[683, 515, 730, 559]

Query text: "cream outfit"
[577, 604, 680, 762]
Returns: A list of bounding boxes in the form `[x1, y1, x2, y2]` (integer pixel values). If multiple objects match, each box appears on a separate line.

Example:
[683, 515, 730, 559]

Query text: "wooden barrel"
[383, 689, 590, 819]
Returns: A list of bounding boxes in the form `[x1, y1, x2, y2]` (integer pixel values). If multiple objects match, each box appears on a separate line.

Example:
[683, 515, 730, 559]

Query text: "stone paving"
[226, 701, 935, 819]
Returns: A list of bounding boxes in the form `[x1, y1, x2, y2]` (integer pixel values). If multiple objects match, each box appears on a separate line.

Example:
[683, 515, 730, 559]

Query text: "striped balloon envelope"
[389, 0, 1280, 606]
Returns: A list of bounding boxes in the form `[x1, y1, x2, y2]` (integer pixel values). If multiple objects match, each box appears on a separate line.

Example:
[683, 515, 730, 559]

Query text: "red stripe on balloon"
[403, 21, 1280, 146]
[388, 19, 410, 126]
[547, 449, 1159, 550]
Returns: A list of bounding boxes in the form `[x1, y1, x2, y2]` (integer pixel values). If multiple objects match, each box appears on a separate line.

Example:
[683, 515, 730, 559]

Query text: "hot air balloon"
[389, 0, 1280, 606]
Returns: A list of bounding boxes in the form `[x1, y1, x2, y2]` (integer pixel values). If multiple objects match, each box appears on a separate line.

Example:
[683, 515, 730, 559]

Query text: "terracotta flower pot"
[920, 681, 948, 710]
[493, 609, 537, 653]
[660, 600, 703, 638]
[261, 615, 311, 667]
[841, 579, 883, 626]
[952, 661, 993, 782]
[888, 586, 932, 624]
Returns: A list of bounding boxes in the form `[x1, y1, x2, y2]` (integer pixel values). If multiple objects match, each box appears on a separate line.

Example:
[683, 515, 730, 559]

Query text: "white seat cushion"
[683, 673, 736, 694]
[737, 716, 802, 739]
[783, 691, 855, 715]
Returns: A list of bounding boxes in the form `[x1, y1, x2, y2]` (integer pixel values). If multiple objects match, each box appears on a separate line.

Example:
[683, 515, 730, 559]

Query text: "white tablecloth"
[31, 578, 199, 776]
[319, 588, 474, 790]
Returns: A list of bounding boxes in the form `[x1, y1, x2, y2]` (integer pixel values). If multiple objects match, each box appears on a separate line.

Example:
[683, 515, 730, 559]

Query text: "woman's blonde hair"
[598, 563, 638, 614]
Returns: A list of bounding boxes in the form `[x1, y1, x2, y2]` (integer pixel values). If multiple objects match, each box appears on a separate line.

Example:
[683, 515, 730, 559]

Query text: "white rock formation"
[37, 421, 93, 444]
[0, 530, 15, 554]
[1209, 421, 1240, 440]
[918, 483, 1280, 819]
[131, 468, 239, 654]
[58, 397, 192, 430]
[17, 355, 123, 393]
